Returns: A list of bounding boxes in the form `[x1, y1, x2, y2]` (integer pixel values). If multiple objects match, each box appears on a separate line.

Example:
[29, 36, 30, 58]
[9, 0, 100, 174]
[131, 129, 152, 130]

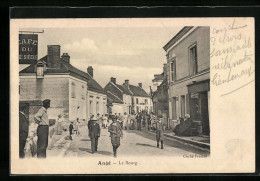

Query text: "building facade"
[86, 66, 107, 119]
[151, 78, 169, 127]
[19, 45, 107, 123]
[104, 78, 132, 115]
[104, 78, 152, 115]
[164, 26, 210, 135]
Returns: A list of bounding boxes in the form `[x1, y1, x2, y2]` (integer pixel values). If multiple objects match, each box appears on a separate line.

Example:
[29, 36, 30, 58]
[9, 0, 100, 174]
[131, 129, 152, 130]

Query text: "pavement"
[47, 125, 209, 157]
[144, 130, 210, 151]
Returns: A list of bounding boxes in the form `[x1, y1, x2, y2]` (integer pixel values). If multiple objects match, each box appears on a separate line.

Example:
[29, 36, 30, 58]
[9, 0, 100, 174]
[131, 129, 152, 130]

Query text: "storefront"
[187, 79, 210, 135]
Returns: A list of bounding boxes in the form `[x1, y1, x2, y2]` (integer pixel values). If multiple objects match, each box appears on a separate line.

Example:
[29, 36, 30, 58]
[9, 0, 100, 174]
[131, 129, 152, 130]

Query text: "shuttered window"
[170, 58, 176, 82]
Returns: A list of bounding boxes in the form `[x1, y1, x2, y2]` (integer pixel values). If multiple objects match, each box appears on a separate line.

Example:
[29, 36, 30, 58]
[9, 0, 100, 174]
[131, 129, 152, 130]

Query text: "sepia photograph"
[10, 18, 255, 174]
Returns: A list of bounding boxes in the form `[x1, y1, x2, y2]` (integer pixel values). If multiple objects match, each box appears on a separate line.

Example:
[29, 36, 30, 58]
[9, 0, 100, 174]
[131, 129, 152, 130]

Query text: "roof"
[20, 56, 106, 95]
[106, 91, 124, 104]
[163, 26, 194, 51]
[116, 84, 133, 95]
[129, 84, 150, 97]
[152, 72, 164, 82]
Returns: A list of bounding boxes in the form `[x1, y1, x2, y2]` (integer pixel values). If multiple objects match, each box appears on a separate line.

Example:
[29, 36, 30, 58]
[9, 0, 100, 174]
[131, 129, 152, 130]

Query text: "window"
[36, 63, 44, 78]
[145, 99, 148, 104]
[81, 85, 85, 99]
[170, 58, 176, 81]
[189, 44, 198, 75]
[136, 98, 139, 104]
[96, 101, 99, 114]
[172, 97, 177, 119]
[71, 82, 76, 98]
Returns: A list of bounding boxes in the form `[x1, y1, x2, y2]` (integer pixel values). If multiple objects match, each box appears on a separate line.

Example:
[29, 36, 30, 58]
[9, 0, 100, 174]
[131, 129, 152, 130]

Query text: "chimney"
[47, 45, 61, 69]
[110, 77, 116, 84]
[138, 83, 142, 88]
[87, 66, 93, 78]
[124, 79, 129, 89]
[61, 53, 70, 64]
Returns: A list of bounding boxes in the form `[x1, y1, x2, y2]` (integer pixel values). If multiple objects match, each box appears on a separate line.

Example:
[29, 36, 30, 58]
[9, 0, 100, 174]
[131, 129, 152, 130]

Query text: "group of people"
[19, 98, 166, 159]
[173, 114, 196, 136]
[87, 111, 166, 157]
[87, 114, 123, 157]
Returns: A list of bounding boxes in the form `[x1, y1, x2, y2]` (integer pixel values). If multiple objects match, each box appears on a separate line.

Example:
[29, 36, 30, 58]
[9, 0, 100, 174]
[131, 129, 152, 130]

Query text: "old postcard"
[10, 18, 255, 174]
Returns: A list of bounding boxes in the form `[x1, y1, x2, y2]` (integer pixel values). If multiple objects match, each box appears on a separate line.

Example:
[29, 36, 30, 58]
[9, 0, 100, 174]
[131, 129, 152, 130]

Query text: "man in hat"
[19, 104, 29, 158]
[155, 114, 165, 149]
[136, 113, 142, 131]
[88, 116, 101, 154]
[108, 115, 123, 157]
[34, 99, 51, 158]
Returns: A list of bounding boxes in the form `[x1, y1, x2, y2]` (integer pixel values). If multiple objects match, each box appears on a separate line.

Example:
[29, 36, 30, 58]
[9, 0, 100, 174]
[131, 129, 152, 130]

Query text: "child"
[69, 121, 74, 140]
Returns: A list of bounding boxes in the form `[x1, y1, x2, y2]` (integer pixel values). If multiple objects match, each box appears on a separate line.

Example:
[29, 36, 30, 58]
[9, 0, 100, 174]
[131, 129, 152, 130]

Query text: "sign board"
[19, 34, 38, 64]
[191, 92, 199, 99]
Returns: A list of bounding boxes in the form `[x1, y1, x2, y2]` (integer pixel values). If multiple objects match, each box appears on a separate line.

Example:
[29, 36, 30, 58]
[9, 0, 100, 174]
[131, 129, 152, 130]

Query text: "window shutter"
[186, 94, 190, 115]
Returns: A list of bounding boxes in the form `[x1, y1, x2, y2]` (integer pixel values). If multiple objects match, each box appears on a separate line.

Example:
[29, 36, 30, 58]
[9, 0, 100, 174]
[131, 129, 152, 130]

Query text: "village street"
[47, 124, 209, 158]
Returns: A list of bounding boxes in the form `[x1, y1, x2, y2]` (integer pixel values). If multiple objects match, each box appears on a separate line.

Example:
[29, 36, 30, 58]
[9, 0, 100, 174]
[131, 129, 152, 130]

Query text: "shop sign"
[191, 92, 199, 98]
[19, 34, 38, 64]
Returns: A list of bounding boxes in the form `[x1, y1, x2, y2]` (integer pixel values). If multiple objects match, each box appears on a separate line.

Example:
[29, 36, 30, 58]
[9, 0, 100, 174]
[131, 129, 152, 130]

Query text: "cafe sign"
[19, 34, 38, 64]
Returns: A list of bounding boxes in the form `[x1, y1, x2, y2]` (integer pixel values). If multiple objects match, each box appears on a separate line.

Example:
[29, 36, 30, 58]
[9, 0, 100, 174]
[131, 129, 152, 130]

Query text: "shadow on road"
[80, 139, 91, 141]
[79, 147, 92, 153]
[97, 150, 113, 156]
[78, 148, 112, 156]
[136, 143, 156, 148]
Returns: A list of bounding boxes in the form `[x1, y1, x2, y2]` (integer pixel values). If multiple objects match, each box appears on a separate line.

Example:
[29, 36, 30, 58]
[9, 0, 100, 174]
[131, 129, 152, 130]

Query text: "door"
[200, 91, 210, 135]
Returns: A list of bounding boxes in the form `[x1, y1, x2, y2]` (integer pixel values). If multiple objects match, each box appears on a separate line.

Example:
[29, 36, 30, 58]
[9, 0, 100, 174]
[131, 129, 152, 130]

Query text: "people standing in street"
[155, 115, 165, 149]
[88, 117, 101, 154]
[142, 112, 147, 129]
[69, 121, 74, 140]
[34, 99, 51, 158]
[56, 114, 63, 135]
[102, 114, 108, 128]
[136, 113, 142, 131]
[75, 118, 80, 135]
[75, 106, 80, 135]
[129, 113, 136, 130]
[118, 113, 123, 128]
[147, 113, 152, 131]
[122, 112, 128, 130]
[108, 115, 123, 157]
[19, 105, 29, 158]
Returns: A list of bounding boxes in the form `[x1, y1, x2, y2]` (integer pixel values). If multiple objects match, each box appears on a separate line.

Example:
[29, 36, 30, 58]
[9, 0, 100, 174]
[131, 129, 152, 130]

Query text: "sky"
[22, 26, 182, 92]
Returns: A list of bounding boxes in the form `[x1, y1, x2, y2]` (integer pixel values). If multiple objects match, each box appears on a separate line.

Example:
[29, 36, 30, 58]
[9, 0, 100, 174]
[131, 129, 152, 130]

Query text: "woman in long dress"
[108, 115, 123, 157]
[56, 114, 63, 135]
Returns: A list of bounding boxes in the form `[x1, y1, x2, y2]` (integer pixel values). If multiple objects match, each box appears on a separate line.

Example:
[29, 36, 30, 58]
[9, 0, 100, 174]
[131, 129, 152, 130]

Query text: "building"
[104, 78, 152, 115]
[151, 63, 167, 90]
[128, 83, 152, 114]
[104, 77, 133, 115]
[151, 66, 169, 127]
[163, 26, 210, 135]
[19, 45, 107, 123]
[86, 66, 107, 119]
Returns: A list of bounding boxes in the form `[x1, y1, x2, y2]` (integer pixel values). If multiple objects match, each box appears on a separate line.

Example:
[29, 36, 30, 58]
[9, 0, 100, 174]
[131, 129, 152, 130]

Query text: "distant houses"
[104, 78, 152, 115]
